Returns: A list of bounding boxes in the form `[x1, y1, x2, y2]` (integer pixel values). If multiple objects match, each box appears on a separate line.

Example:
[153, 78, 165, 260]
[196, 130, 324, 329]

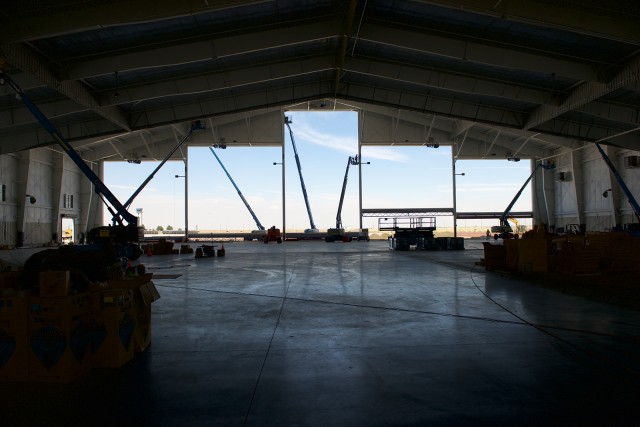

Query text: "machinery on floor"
[381, 217, 439, 250]
[491, 161, 553, 240]
[326, 155, 370, 242]
[0, 69, 143, 257]
[381, 216, 463, 251]
[264, 226, 283, 243]
[208, 147, 266, 240]
[284, 116, 318, 233]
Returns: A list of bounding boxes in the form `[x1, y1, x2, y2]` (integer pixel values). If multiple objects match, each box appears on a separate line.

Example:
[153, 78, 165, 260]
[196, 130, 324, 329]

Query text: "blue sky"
[104, 111, 533, 231]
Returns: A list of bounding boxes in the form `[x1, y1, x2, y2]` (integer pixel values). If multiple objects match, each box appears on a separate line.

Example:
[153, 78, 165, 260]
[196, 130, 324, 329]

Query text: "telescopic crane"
[0, 68, 141, 253]
[208, 147, 266, 238]
[491, 161, 553, 239]
[284, 116, 318, 233]
[595, 143, 640, 223]
[326, 155, 368, 242]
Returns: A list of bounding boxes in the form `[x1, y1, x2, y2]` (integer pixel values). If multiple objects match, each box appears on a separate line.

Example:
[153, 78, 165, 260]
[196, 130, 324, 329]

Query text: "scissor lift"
[379, 217, 439, 250]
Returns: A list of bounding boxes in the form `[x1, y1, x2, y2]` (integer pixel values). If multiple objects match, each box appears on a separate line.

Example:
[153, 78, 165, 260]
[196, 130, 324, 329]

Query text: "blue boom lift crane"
[208, 147, 266, 240]
[595, 143, 640, 224]
[326, 155, 369, 242]
[491, 161, 553, 239]
[284, 116, 318, 233]
[0, 69, 139, 249]
[0, 67, 203, 256]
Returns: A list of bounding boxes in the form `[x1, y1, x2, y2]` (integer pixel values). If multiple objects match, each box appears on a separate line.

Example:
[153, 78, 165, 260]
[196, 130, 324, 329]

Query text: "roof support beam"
[2, 43, 131, 132]
[525, 54, 640, 130]
[344, 57, 551, 104]
[62, 20, 341, 80]
[98, 55, 335, 106]
[358, 23, 598, 81]
[451, 120, 475, 139]
[1, 0, 268, 43]
[333, 0, 358, 96]
[418, 0, 640, 45]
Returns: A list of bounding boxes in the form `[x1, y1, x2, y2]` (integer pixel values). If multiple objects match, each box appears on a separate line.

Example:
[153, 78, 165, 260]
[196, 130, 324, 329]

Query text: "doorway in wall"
[61, 217, 74, 244]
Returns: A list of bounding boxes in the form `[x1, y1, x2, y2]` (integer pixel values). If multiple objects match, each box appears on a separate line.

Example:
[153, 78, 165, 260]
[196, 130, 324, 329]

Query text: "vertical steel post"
[185, 149, 189, 241]
[358, 125, 363, 230]
[282, 136, 286, 240]
[452, 151, 458, 238]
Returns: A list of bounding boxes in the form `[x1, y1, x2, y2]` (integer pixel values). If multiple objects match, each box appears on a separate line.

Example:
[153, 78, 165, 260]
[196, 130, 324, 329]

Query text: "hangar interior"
[1, 0, 640, 245]
[0, 1, 639, 426]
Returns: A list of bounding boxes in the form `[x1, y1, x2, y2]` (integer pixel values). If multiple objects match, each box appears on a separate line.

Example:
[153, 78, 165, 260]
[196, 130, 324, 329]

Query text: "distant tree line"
[153, 225, 182, 231]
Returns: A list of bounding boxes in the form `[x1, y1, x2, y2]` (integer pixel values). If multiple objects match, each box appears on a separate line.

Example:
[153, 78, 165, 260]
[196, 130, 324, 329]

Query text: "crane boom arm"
[124, 120, 203, 210]
[285, 118, 316, 230]
[500, 162, 542, 228]
[209, 147, 265, 230]
[595, 143, 640, 222]
[335, 156, 358, 229]
[0, 71, 136, 227]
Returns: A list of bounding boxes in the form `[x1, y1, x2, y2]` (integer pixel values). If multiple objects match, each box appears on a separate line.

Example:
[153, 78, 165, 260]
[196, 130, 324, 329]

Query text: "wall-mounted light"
[603, 188, 612, 198]
[25, 194, 36, 204]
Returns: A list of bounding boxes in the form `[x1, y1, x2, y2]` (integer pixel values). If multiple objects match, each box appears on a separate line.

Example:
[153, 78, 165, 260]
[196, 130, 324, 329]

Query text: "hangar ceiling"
[1, 0, 639, 163]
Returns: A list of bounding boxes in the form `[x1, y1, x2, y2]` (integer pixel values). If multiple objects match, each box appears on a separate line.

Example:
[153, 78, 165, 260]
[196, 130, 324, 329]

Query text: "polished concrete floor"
[1, 239, 639, 426]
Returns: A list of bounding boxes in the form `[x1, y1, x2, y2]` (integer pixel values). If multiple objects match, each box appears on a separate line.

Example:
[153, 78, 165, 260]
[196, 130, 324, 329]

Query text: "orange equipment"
[264, 226, 282, 244]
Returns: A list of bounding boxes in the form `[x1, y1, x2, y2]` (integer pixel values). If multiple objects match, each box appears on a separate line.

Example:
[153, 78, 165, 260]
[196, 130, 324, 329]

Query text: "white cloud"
[362, 147, 410, 162]
[291, 119, 409, 162]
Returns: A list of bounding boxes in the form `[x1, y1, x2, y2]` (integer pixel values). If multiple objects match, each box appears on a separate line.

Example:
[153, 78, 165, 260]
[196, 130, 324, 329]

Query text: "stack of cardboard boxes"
[0, 269, 159, 382]
[143, 238, 177, 255]
[550, 232, 640, 274]
[482, 227, 640, 275]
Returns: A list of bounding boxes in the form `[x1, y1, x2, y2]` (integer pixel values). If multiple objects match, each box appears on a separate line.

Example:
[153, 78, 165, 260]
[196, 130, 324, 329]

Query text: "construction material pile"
[0, 249, 160, 382]
[480, 225, 640, 275]
[142, 237, 176, 255]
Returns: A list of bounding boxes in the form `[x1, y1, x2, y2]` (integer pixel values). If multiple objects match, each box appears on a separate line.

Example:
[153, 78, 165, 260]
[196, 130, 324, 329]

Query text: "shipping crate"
[0, 296, 29, 381]
[107, 273, 153, 290]
[28, 293, 92, 382]
[481, 242, 507, 270]
[107, 275, 160, 353]
[518, 239, 549, 273]
[90, 289, 135, 368]
[39, 270, 70, 297]
[504, 239, 519, 272]
[131, 282, 160, 352]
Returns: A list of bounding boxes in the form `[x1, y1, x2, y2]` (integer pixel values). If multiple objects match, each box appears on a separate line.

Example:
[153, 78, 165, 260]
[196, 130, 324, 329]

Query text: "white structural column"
[16, 150, 31, 246]
[358, 122, 363, 230]
[452, 148, 458, 239]
[532, 158, 552, 229]
[281, 121, 286, 239]
[185, 149, 189, 241]
[51, 151, 64, 242]
[554, 150, 580, 229]
[605, 145, 620, 228]
[79, 160, 101, 239]
[571, 149, 584, 227]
